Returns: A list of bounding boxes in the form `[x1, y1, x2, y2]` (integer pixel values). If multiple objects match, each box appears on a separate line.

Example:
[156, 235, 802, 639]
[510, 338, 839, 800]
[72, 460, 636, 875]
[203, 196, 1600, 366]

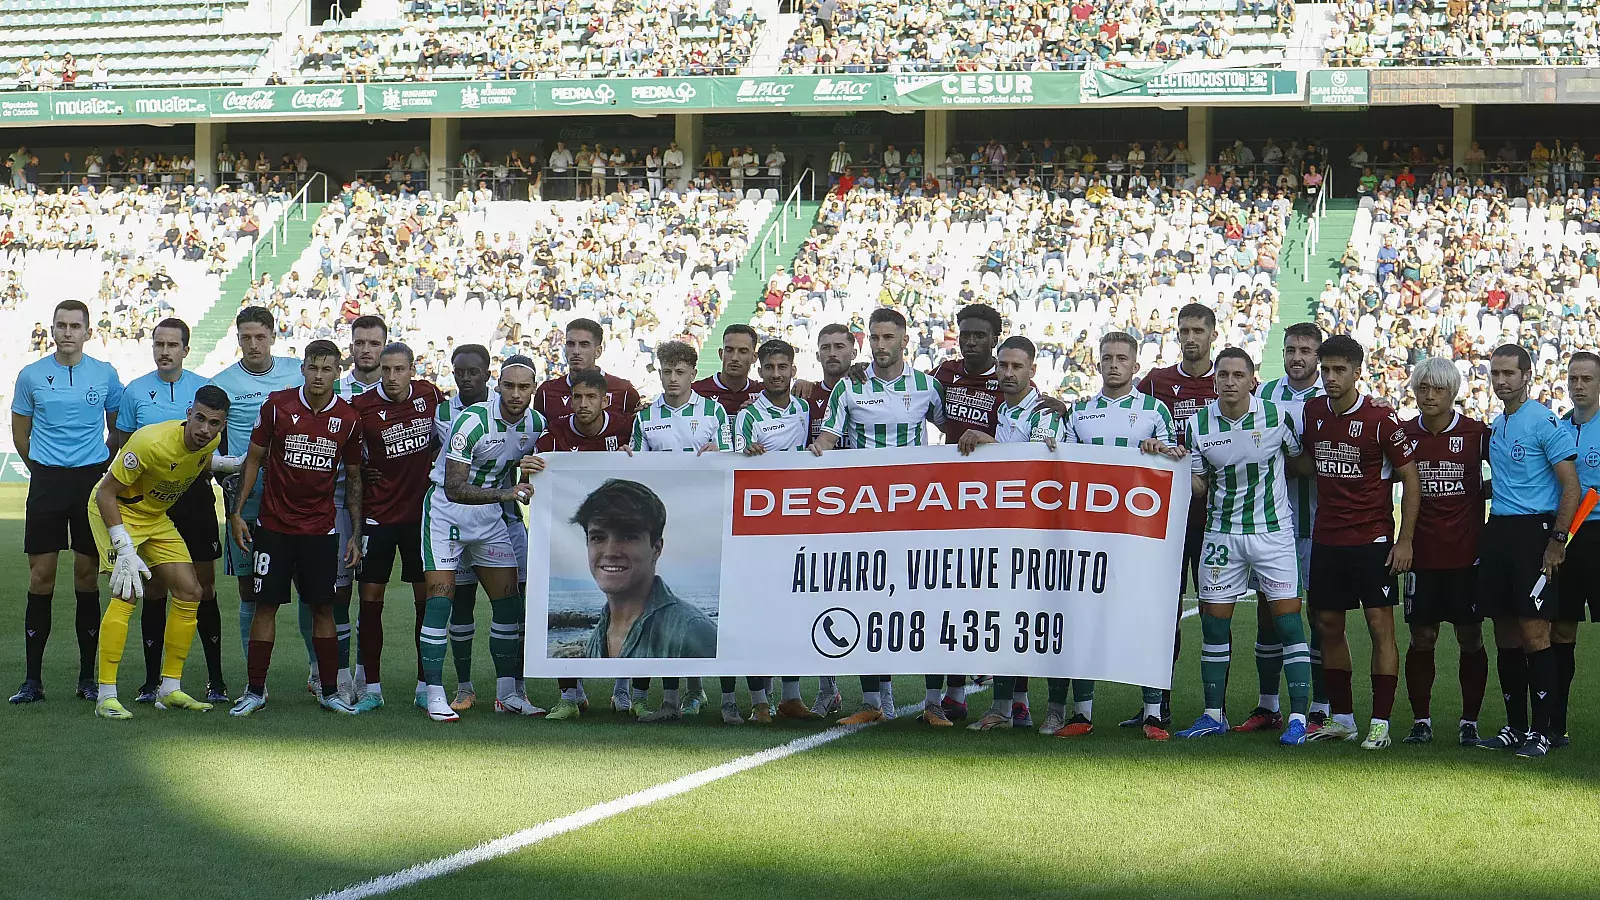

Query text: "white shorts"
[334, 507, 354, 590]
[1247, 536, 1312, 596]
[1199, 530, 1299, 603]
[422, 487, 517, 574]
[454, 503, 528, 585]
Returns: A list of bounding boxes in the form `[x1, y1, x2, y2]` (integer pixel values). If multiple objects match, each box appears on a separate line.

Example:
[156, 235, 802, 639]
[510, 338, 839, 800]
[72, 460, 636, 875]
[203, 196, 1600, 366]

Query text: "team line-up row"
[6, 301, 1594, 756]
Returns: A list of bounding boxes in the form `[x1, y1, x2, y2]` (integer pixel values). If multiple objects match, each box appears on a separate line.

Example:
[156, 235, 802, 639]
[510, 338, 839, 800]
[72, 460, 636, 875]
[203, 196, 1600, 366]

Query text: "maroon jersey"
[250, 387, 361, 536]
[535, 411, 632, 452]
[691, 372, 763, 417]
[1137, 362, 1217, 445]
[1304, 394, 1416, 546]
[352, 380, 444, 525]
[1402, 412, 1488, 570]
[532, 371, 641, 420]
[932, 358, 1002, 442]
[806, 378, 843, 442]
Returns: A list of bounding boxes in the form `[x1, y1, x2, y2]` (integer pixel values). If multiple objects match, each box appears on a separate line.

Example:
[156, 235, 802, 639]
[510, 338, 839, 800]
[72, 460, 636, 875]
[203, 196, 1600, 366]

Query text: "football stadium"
[6, 1, 1600, 896]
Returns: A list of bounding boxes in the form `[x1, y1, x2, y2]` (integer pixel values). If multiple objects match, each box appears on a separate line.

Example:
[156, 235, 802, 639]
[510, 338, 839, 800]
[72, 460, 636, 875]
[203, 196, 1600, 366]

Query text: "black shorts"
[1557, 520, 1600, 622]
[1403, 567, 1482, 626]
[250, 526, 338, 607]
[1477, 514, 1558, 621]
[358, 522, 424, 585]
[1180, 505, 1205, 595]
[168, 479, 221, 563]
[24, 462, 106, 556]
[1309, 542, 1398, 611]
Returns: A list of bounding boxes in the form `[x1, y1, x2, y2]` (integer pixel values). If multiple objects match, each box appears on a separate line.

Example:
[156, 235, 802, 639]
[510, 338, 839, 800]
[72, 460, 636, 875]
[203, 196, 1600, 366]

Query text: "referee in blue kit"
[1478, 344, 1580, 758]
[9, 299, 125, 704]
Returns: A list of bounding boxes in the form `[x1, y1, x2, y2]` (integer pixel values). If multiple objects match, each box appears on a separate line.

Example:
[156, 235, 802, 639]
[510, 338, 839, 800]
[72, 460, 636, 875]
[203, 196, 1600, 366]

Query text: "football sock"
[313, 635, 340, 698]
[237, 599, 255, 657]
[75, 589, 100, 681]
[720, 676, 737, 694]
[663, 687, 680, 705]
[1014, 676, 1030, 699]
[858, 675, 880, 696]
[817, 675, 837, 699]
[1406, 646, 1435, 720]
[246, 637, 274, 696]
[1527, 646, 1556, 736]
[333, 598, 352, 669]
[1145, 700, 1163, 719]
[1308, 623, 1328, 708]
[196, 593, 223, 684]
[722, 690, 737, 705]
[1497, 647, 1528, 734]
[24, 591, 51, 681]
[1371, 673, 1397, 722]
[662, 678, 678, 691]
[781, 678, 801, 702]
[159, 599, 199, 681]
[495, 676, 517, 700]
[413, 597, 426, 682]
[613, 677, 630, 696]
[1553, 641, 1576, 737]
[561, 686, 580, 701]
[924, 674, 943, 693]
[419, 595, 450, 686]
[990, 676, 1012, 713]
[487, 595, 522, 680]
[1326, 667, 1354, 716]
[358, 599, 384, 685]
[1274, 612, 1311, 716]
[96, 598, 135, 687]
[925, 688, 942, 707]
[1200, 612, 1231, 712]
[688, 676, 704, 697]
[1047, 678, 1070, 706]
[862, 690, 881, 710]
[1461, 646, 1489, 722]
[947, 683, 968, 704]
[450, 584, 477, 682]
[140, 593, 166, 688]
[1141, 685, 1164, 709]
[1254, 621, 1282, 700]
[631, 678, 650, 700]
[296, 601, 317, 674]
[752, 687, 769, 706]
[1258, 693, 1280, 713]
[1072, 680, 1094, 719]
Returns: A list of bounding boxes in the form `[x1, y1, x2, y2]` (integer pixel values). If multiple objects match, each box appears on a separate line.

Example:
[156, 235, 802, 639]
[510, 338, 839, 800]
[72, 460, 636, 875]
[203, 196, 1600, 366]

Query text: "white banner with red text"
[523, 442, 1189, 684]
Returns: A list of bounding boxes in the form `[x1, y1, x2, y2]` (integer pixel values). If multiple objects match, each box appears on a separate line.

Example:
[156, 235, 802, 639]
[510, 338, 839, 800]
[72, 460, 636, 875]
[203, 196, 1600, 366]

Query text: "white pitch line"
[312, 687, 988, 900]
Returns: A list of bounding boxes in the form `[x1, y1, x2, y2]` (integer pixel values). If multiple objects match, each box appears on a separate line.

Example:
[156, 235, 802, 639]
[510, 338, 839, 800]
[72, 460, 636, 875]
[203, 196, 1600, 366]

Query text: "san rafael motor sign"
[1308, 69, 1370, 106]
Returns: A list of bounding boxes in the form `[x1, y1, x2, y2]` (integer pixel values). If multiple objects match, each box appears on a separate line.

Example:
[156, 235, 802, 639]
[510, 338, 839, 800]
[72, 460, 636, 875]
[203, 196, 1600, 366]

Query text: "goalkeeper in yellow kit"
[90, 385, 229, 720]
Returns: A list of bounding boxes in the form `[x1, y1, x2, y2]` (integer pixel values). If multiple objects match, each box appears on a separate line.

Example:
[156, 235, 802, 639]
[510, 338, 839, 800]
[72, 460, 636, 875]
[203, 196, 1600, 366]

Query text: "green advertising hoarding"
[1307, 69, 1370, 105]
[209, 84, 361, 117]
[891, 72, 1081, 107]
[367, 80, 536, 115]
[714, 74, 889, 108]
[536, 78, 719, 111]
[1081, 67, 1299, 100]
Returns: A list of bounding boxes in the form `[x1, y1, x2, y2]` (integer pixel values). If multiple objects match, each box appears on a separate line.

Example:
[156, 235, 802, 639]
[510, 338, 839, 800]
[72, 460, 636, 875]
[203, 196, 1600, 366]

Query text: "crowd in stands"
[297, 0, 760, 82]
[1320, 156, 1600, 418]
[754, 142, 1291, 391]
[3, 144, 313, 196]
[781, 0, 1295, 73]
[221, 174, 768, 389]
[1323, 0, 1600, 66]
[7, 53, 113, 91]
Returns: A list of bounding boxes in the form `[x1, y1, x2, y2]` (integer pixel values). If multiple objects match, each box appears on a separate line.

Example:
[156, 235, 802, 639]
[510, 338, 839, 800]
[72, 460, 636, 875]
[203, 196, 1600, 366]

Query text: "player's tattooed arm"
[445, 458, 532, 505]
[343, 463, 365, 568]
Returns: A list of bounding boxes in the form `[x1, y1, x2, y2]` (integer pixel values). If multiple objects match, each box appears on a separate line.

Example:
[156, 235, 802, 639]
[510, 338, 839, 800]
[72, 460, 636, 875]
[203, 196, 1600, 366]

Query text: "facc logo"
[813, 78, 871, 101]
[736, 80, 793, 103]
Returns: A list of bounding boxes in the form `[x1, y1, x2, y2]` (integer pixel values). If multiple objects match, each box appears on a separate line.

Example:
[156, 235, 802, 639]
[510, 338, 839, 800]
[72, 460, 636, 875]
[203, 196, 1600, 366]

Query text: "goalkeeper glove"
[107, 524, 150, 601]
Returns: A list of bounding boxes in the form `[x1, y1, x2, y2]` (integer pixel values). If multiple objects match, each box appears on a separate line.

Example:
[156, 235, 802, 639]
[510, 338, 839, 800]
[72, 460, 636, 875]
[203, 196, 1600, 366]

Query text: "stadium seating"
[780, 0, 1297, 73]
[760, 168, 1286, 391]
[1326, 184, 1599, 417]
[197, 184, 771, 390]
[298, 0, 761, 82]
[0, 0, 277, 88]
[1323, 0, 1597, 66]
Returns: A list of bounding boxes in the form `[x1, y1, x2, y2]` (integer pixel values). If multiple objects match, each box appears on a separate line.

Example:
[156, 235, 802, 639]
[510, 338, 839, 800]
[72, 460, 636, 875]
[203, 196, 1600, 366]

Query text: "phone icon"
[823, 616, 849, 649]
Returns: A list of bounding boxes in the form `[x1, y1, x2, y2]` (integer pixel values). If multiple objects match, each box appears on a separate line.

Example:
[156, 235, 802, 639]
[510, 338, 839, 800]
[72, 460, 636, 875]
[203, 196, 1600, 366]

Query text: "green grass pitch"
[2, 484, 1599, 900]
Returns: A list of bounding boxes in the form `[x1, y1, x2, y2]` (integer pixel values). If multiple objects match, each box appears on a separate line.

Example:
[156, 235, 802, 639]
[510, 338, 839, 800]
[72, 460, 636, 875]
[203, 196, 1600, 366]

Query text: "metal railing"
[1302, 169, 1328, 283]
[250, 171, 327, 280]
[755, 168, 814, 281]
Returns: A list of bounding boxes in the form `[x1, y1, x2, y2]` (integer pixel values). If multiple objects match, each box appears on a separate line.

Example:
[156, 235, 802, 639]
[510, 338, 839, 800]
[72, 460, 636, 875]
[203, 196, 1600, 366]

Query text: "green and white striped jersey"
[995, 388, 1067, 444]
[1256, 377, 1322, 539]
[429, 392, 472, 485]
[630, 393, 731, 452]
[1189, 397, 1301, 535]
[735, 391, 811, 452]
[332, 372, 380, 507]
[433, 394, 547, 491]
[1064, 388, 1175, 447]
[819, 365, 946, 449]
